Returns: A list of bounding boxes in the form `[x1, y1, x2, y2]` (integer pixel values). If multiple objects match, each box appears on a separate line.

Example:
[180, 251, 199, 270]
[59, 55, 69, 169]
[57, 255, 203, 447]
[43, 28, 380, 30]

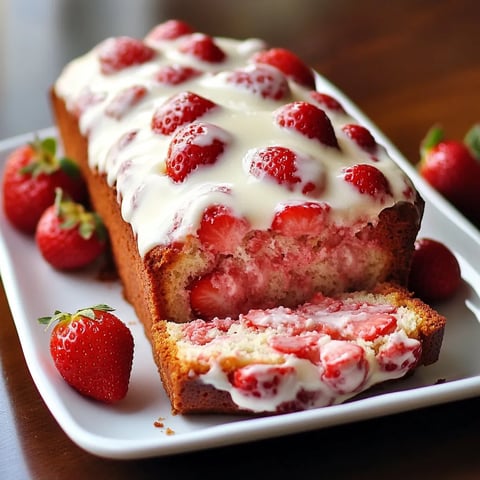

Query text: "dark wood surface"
[1, 1, 479, 478]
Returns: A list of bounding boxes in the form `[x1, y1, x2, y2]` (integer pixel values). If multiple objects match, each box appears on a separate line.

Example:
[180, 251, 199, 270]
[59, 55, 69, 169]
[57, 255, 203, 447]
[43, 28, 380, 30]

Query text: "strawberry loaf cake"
[50, 20, 444, 413]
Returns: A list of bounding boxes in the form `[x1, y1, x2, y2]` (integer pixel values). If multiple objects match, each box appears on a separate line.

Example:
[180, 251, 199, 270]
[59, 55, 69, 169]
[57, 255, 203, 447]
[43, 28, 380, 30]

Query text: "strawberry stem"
[420, 125, 444, 158]
[464, 124, 480, 160]
[38, 304, 115, 329]
[20, 136, 81, 178]
[53, 188, 107, 241]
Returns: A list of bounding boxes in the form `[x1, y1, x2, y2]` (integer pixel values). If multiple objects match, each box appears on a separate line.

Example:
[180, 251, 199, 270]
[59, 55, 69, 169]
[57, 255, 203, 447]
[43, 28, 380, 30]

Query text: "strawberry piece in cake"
[154, 65, 202, 85]
[179, 33, 226, 63]
[146, 19, 194, 41]
[252, 47, 316, 88]
[151, 91, 217, 135]
[97, 36, 155, 75]
[226, 65, 290, 100]
[165, 122, 230, 182]
[246, 146, 326, 195]
[274, 101, 339, 148]
[105, 85, 148, 120]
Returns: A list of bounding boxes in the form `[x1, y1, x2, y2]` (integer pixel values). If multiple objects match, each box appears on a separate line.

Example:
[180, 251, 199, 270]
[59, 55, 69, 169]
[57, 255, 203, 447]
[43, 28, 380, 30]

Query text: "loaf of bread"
[153, 282, 445, 414]
[50, 20, 439, 414]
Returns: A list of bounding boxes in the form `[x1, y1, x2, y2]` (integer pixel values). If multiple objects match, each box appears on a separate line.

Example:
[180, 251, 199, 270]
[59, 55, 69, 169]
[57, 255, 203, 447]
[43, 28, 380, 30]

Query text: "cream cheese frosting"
[54, 29, 416, 257]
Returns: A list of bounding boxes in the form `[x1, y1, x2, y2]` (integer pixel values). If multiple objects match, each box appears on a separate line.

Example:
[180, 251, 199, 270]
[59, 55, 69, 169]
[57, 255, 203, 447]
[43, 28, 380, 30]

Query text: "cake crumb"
[154, 416, 165, 428]
[166, 427, 175, 435]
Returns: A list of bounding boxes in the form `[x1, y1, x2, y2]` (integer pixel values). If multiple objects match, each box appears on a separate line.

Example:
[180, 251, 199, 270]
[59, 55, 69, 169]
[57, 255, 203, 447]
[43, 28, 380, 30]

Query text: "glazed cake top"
[55, 20, 418, 256]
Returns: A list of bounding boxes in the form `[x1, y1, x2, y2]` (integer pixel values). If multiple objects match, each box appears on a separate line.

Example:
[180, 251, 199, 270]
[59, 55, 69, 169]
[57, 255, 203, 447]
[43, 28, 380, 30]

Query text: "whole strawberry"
[408, 238, 461, 303]
[2, 136, 87, 234]
[36, 189, 107, 270]
[419, 124, 480, 226]
[38, 305, 134, 403]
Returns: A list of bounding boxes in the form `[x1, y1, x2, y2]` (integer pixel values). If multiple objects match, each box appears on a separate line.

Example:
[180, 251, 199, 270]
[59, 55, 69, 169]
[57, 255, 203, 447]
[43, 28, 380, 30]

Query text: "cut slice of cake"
[152, 283, 445, 414]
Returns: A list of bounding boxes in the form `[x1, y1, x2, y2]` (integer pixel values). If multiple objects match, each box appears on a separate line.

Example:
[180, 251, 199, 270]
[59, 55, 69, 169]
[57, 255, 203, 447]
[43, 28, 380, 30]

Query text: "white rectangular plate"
[1, 78, 480, 460]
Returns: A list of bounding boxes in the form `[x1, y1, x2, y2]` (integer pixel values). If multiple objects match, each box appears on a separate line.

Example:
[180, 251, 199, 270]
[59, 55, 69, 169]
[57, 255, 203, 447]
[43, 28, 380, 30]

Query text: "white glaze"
[54, 30, 416, 257]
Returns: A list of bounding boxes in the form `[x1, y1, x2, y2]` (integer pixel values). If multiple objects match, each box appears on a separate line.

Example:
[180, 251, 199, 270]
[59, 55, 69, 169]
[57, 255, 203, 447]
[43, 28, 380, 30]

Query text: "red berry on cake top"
[179, 33, 226, 63]
[342, 164, 392, 201]
[252, 48, 315, 89]
[165, 122, 229, 182]
[342, 124, 377, 154]
[271, 202, 331, 236]
[309, 91, 346, 113]
[154, 65, 202, 85]
[105, 85, 148, 120]
[274, 101, 339, 148]
[146, 19, 194, 41]
[246, 146, 326, 196]
[71, 87, 107, 119]
[151, 91, 217, 135]
[98, 36, 155, 75]
[226, 65, 290, 100]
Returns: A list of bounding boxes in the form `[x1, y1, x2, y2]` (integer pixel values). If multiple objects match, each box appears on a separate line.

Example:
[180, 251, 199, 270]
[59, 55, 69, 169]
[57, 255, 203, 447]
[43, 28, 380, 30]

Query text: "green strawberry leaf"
[59, 156, 81, 178]
[38, 305, 115, 328]
[420, 125, 444, 157]
[464, 124, 480, 161]
[41, 137, 57, 156]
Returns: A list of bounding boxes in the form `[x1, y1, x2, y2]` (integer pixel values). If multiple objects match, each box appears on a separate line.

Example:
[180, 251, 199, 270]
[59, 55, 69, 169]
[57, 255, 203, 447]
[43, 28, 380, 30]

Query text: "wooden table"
[1, 1, 479, 478]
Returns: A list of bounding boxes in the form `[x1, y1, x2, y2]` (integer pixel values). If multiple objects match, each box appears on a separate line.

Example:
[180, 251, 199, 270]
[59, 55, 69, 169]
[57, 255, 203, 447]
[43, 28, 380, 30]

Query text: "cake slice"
[152, 283, 445, 414]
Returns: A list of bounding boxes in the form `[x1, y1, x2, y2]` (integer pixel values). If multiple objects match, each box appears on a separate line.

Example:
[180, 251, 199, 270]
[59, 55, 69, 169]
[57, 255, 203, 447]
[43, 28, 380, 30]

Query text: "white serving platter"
[1, 81, 479, 459]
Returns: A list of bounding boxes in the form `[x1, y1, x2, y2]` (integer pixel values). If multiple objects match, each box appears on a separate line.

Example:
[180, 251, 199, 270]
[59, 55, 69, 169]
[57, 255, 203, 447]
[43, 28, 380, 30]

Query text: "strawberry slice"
[320, 340, 368, 394]
[344, 313, 397, 341]
[274, 101, 339, 148]
[241, 307, 308, 335]
[151, 91, 217, 136]
[182, 318, 235, 345]
[179, 33, 226, 63]
[190, 270, 246, 320]
[146, 19, 194, 41]
[154, 65, 201, 85]
[71, 87, 107, 119]
[226, 65, 290, 100]
[269, 333, 324, 364]
[252, 48, 315, 88]
[342, 164, 392, 201]
[97, 36, 155, 75]
[105, 85, 147, 120]
[377, 333, 422, 372]
[342, 124, 377, 154]
[246, 146, 325, 195]
[309, 91, 346, 113]
[230, 365, 295, 398]
[190, 274, 227, 320]
[197, 204, 250, 254]
[271, 201, 331, 236]
[165, 122, 229, 182]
